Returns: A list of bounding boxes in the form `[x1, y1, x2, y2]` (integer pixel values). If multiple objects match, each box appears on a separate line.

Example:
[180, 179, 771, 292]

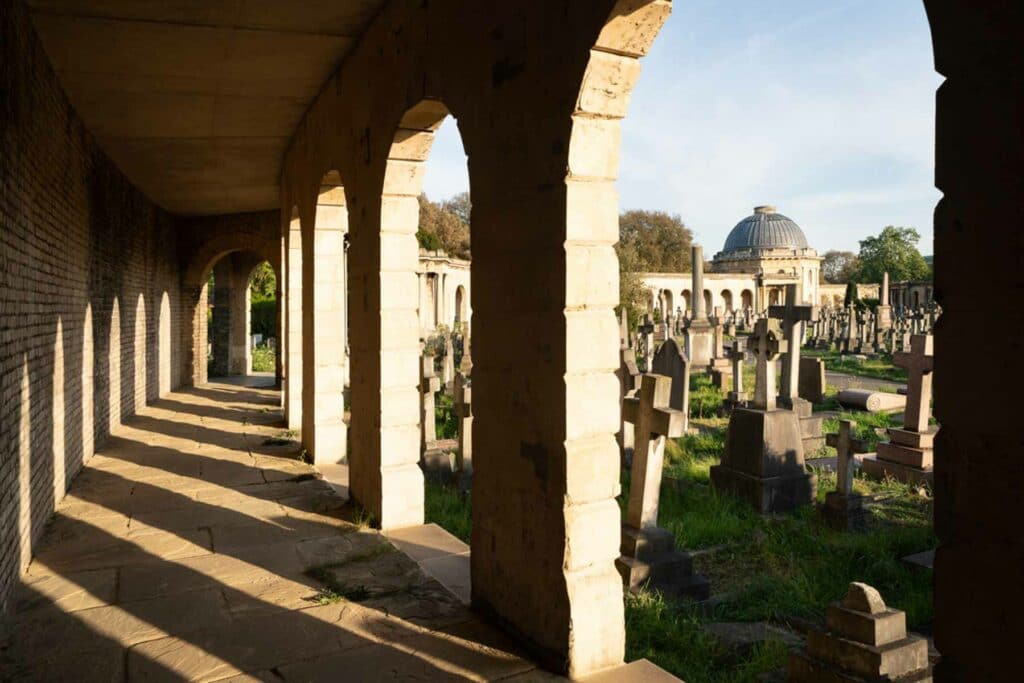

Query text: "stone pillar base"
[616, 526, 709, 601]
[822, 491, 868, 531]
[710, 465, 817, 515]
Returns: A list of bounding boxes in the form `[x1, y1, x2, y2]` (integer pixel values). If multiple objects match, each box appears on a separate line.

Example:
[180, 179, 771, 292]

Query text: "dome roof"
[722, 206, 808, 253]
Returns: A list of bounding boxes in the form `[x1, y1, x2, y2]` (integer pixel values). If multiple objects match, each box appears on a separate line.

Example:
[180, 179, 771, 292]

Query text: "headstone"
[789, 582, 931, 681]
[451, 372, 473, 494]
[708, 306, 731, 388]
[617, 330, 641, 467]
[442, 335, 455, 387]
[726, 339, 747, 407]
[420, 355, 440, 453]
[651, 337, 691, 422]
[710, 318, 816, 513]
[822, 420, 868, 531]
[683, 245, 713, 367]
[617, 374, 709, 599]
[863, 334, 937, 484]
[639, 314, 655, 373]
[798, 357, 826, 405]
[769, 284, 823, 451]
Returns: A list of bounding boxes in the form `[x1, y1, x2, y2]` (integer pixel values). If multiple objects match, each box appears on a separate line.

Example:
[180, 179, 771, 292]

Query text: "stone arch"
[455, 285, 468, 323]
[741, 289, 753, 309]
[660, 289, 674, 318]
[180, 223, 278, 387]
[703, 289, 713, 313]
[682, 289, 692, 312]
[721, 289, 733, 313]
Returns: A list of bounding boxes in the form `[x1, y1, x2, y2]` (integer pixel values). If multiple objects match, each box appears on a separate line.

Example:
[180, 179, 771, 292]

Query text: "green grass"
[434, 391, 458, 440]
[251, 345, 276, 372]
[424, 481, 472, 544]
[422, 377, 934, 682]
[805, 349, 907, 383]
[821, 410, 898, 451]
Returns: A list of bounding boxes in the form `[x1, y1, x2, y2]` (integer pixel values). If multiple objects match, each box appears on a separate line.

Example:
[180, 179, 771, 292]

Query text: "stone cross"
[893, 334, 934, 433]
[442, 335, 455, 387]
[710, 306, 725, 359]
[639, 314, 655, 372]
[420, 355, 440, 451]
[768, 284, 817, 405]
[622, 374, 687, 529]
[826, 419, 856, 496]
[748, 318, 787, 411]
[452, 372, 473, 489]
[727, 338, 747, 404]
[619, 307, 630, 350]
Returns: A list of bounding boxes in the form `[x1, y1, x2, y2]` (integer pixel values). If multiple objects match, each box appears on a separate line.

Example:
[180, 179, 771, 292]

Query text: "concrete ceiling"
[27, 1, 385, 216]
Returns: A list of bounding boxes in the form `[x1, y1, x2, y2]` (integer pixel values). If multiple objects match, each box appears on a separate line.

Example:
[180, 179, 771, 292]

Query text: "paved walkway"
[0, 378, 550, 682]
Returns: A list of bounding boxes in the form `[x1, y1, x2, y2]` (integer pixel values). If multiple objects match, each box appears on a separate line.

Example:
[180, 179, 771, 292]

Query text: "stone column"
[285, 214, 303, 431]
[692, 245, 706, 320]
[877, 271, 892, 330]
[301, 181, 349, 465]
[210, 258, 232, 377]
[228, 255, 255, 375]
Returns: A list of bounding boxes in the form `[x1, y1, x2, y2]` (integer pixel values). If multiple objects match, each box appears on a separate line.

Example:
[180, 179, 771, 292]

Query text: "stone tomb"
[618, 374, 709, 599]
[710, 319, 816, 514]
[789, 582, 931, 682]
[798, 356, 826, 405]
[863, 334, 937, 484]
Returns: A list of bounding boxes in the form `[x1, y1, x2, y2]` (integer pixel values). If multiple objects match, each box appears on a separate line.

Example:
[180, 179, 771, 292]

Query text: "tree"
[820, 250, 860, 283]
[615, 209, 693, 327]
[417, 194, 471, 259]
[852, 226, 931, 283]
[248, 261, 276, 302]
[442, 192, 471, 225]
[617, 210, 693, 273]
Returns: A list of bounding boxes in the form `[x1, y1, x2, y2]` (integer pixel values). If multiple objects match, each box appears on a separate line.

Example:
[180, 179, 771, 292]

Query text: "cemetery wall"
[0, 2, 183, 613]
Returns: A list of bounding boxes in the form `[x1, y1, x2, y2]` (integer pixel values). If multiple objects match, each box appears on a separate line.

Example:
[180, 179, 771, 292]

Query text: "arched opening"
[454, 285, 468, 325]
[741, 289, 753, 310]
[682, 289, 692, 313]
[247, 261, 278, 376]
[660, 289, 674, 318]
[721, 289, 733, 313]
[703, 289, 713, 313]
[204, 250, 272, 379]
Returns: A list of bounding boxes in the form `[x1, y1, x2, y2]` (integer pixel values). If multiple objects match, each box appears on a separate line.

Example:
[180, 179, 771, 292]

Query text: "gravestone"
[710, 319, 816, 513]
[618, 374, 709, 599]
[617, 311, 641, 467]
[651, 337, 691, 424]
[684, 245, 713, 368]
[822, 420, 868, 531]
[639, 314, 655, 373]
[769, 284, 823, 452]
[798, 357, 826, 405]
[838, 389, 906, 413]
[442, 335, 455, 388]
[420, 354, 440, 453]
[708, 306, 732, 388]
[789, 583, 931, 681]
[726, 339, 747, 408]
[863, 334, 937, 484]
[451, 372, 473, 494]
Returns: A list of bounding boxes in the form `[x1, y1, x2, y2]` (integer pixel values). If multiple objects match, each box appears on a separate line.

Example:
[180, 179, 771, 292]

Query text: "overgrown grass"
[424, 481, 472, 544]
[805, 349, 907, 383]
[435, 392, 458, 440]
[251, 345, 276, 372]
[423, 380, 935, 682]
[821, 410, 898, 450]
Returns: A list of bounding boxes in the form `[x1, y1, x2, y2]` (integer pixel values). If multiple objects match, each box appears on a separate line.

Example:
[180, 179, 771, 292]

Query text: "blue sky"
[422, 0, 941, 255]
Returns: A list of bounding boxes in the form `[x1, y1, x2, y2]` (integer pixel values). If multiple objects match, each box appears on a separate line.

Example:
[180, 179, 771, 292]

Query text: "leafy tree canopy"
[417, 193, 471, 259]
[853, 226, 931, 283]
[616, 210, 693, 328]
[820, 250, 860, 284]
[249, 261, 276, 302]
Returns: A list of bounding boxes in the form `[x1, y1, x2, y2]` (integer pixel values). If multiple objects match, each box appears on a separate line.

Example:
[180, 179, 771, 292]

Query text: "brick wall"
[0, 2, 183, 613]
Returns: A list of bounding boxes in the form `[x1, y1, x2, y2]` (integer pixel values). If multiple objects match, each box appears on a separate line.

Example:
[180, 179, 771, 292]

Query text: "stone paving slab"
[0, 378, 548, 682]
